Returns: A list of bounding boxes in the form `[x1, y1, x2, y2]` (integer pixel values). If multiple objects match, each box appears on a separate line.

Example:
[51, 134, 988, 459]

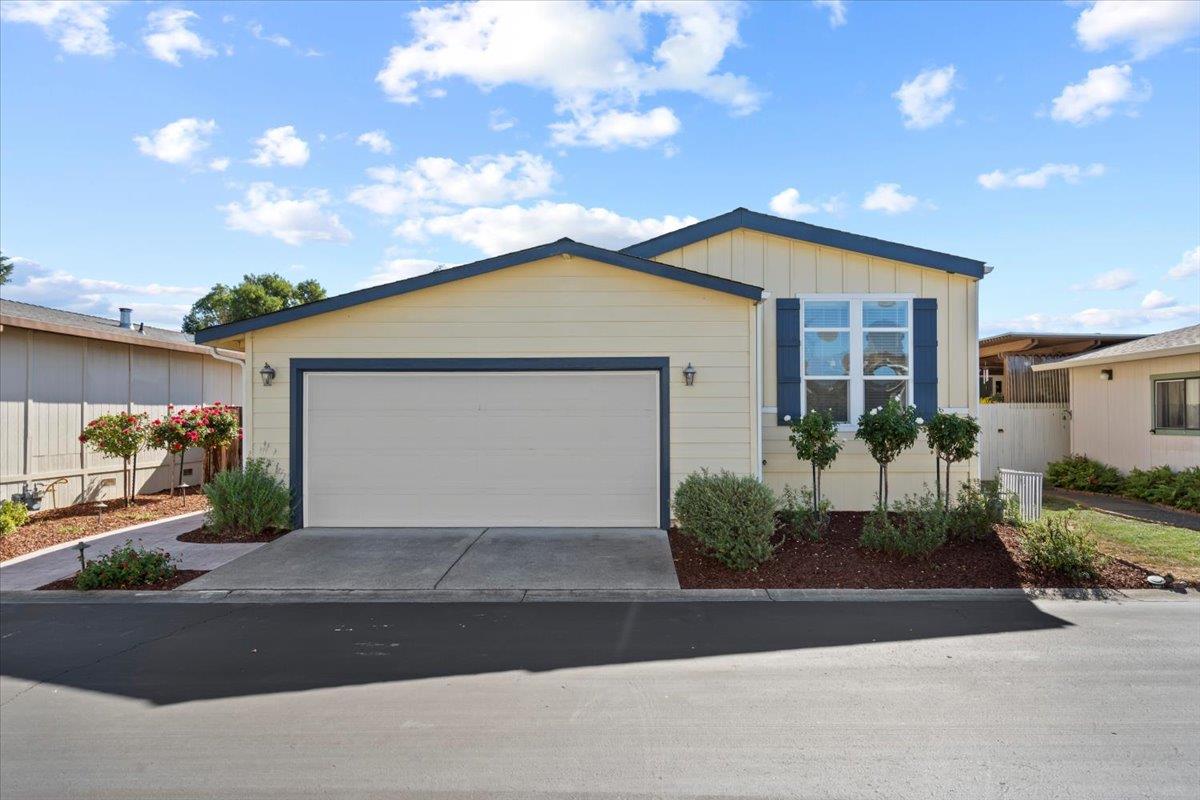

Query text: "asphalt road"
[1, 598, 1197, 799]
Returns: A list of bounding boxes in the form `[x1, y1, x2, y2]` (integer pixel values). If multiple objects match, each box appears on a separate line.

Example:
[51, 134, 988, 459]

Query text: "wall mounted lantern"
[683, 362, 697, 387]
[1100, 369, 1113, 381]
[260, 362, 277, 386]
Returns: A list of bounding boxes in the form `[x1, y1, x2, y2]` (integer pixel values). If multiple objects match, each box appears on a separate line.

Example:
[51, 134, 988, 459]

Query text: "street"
[1, 597, 1197, 799]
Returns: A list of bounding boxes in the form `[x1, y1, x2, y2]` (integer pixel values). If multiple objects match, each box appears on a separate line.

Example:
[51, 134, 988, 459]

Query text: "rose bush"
[146, 403, 243, 491]
[78, 412, 148, 506]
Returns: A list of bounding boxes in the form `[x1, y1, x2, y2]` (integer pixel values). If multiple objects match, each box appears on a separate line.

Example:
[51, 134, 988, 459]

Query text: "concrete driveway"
[184, 527, 681, 591]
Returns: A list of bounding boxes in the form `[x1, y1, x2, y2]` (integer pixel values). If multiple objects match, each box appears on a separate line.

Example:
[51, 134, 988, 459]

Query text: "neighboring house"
[1032, 323, 1200, 472]
[0, 300, 244, 510]
[194, 207, 987, 528]
[979, 331, 1143, 401]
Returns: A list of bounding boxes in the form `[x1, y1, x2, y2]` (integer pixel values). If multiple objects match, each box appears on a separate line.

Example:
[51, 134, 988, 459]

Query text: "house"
[1032, 323, 1200, 471]
[0, 300, 244, 509]
[979, 331, 1143, 401]
[194, 208, 987, 528]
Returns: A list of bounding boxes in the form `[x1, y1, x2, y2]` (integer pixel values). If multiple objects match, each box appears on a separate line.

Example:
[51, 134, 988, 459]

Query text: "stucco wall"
[244, 255, 758, 500]
[1067, 353, 1200, 471]
[653, 227, 980, 509]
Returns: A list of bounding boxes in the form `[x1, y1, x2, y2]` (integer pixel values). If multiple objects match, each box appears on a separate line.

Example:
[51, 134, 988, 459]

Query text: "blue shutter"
[776, 298, 801, 425]
[913, 298, 938, 419]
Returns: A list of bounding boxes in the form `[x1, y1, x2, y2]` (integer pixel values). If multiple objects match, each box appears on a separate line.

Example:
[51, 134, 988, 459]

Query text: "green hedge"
[1045, 456, 1199, 513]
[673, 470, 777, 571]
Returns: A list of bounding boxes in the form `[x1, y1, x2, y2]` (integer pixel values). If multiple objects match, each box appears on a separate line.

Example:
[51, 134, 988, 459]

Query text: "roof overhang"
[194, 238, 764, 344]
[0, 313, 244, 360]
[621, 208, 987, 279]
[1032, 344, 1200, 371]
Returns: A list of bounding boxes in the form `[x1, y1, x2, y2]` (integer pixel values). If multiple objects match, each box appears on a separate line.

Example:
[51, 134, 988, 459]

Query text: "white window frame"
[796, 293, 915, 430]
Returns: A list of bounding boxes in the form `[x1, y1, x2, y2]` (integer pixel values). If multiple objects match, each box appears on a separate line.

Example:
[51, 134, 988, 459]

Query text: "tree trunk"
[883, 465, 890, 508]
[935, 452, 942, 503]
[177, 450, 185, 494]
[811, 462, 818, 512]
[945, 459, 952, 511]
[122, 456, 130, 507]
[131, 450, 138, 505]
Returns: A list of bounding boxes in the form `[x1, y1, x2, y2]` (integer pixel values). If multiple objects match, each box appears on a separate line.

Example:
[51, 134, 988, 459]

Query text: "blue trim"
[912, 298, 938, 420]
[775, 299, 802, 426]
[195, 240, 762, 343]
[621, 208, 987, 279]
[288, 357, 672, 530]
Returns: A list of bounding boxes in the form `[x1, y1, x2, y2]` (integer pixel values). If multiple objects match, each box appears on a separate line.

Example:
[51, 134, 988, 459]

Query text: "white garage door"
[303, 371, 660, 527]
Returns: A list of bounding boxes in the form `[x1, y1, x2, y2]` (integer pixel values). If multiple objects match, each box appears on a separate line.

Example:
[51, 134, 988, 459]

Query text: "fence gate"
[979, 402, 1070, 480]
[999, 468, 1043, 522]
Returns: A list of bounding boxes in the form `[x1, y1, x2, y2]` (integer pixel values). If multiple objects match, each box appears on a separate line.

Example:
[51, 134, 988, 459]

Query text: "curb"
[0, 510, 207, 568]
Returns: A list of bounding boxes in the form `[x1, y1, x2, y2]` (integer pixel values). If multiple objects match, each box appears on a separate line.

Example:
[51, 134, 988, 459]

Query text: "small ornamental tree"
[147, 405, 202, 492]
[78, 412, 148, 506]
[148, 404, 244, 492]
[855, 398, 921, 508]
[925, 412, 981, 509]
[786, 410, 843, 513]
[192, 402, 242, 482]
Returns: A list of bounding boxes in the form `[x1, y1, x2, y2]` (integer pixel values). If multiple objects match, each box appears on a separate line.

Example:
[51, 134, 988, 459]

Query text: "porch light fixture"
[683, 363, 697, 387]
[259, 362, 277, 386]
[1100, 369, 1113, 381]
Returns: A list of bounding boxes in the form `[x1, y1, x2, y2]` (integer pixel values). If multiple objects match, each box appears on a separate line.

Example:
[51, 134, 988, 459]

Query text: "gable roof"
[621, 207, 987, 279]
[193, 238, 764, 344]
[1032, 323, 1200, 370]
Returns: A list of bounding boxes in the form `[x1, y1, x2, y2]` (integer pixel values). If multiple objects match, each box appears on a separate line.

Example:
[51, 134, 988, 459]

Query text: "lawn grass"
[1043, 496, 1200, 581]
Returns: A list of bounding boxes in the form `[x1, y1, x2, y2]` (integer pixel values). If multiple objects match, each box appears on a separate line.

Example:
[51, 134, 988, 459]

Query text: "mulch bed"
[37, 569, 209, 591]
[669, 512, 1152, 590]
[1, 492, 209, 563]
[177, 525, 290, 544]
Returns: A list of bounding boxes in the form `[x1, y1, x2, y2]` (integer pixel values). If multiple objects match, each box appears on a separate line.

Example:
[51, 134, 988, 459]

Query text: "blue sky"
[1, 0, 1198, 333]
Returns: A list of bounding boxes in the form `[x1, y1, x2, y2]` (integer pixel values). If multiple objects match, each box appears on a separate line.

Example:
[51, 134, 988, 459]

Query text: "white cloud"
[250, 125, 310, 167]
[348, 151, 556, 216]
[248, 21, 290, 48]
[0, 0, 116, 57]
[1141, 289, 1176, 309]
[1050, 64, 1149, 125]
[220, 182, 352, 246]
[396, 201, 697, 256]
[977, 162, 1106, 190]
[1, 256, 205, 329]
[1075, 1, 1200, 60]
[861, 183, 924, 214]
[813, 0, 847, 28]
[489, 108, 517, 132]
[208, 156, 230, 172]
[355, 258, 446, 288]
[768, 187, 844, 218]
[1166, 246, 1200, 280]
[375, 1, 759, 148]
[893, 65, 956, 129]
[133, 117, 218, 167]
[549, 106, 681, 149]
[987, 303, 1199, 333]
[356, 130, 393, 155]
[1072, 268, 1137, 291]
[143, 8, 217, 66]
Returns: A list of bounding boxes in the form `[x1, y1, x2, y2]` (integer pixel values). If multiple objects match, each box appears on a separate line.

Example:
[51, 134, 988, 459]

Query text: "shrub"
[1045, 455, 1123, 494]
[1122, 466, 1200, 511]
[786, 410, 843, 512]
[925, 412, 981, 509]
[855, 398, 921, 508]
[946, 480, 1009, 541]
[674, 470, 777, 570]
[777, 485, 831, 541]
[79, 412, 147, 506]
[202, 457, 291, 537]
[75, 540, 178, 590]
[859, 490, 949, 558]
[1175, 468, 1200, 512]
[0, 499, 30, 537]
[1020, 512, 1102, 581]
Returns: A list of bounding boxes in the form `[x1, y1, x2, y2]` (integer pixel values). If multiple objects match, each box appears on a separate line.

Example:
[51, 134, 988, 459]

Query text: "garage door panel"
[304, 371, 660, 527]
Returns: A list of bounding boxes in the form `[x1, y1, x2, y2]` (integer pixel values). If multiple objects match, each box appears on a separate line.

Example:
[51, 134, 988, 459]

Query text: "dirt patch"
[669, 512, 1152, 589]
[1, 493, 209, 563]
[37, 569, 209, 591]
[177, 526, 289, 544]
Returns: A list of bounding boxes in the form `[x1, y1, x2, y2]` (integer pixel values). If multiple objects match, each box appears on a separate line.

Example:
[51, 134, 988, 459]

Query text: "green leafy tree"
[786, 410, 843, 512]
[0, 252, 12, 285]
[855, 399, 921, 508]
[182, 274, 326, 333]
[924, 412, 981, 509]
[79, 413, 149, 506]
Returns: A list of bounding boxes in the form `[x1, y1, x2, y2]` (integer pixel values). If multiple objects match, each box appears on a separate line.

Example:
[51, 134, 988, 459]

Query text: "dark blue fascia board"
[621, 208, 987, 280]
[288, 357, 672, 530]
[195, 239, 763, 343]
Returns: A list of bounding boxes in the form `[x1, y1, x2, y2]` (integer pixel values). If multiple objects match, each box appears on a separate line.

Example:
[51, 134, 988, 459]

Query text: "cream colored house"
[0, 300, 244, 509]
[1032, 323, 1200, 471]
[195, 208, 987, 528]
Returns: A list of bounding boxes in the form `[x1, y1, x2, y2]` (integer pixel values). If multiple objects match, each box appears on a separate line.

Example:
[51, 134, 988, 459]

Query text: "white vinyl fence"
[979, 403, 1070, 480]
[999, 468, 1043, 522]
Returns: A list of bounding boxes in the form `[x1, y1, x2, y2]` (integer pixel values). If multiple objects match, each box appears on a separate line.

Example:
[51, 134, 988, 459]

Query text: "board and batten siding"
[1067, 353, 1200, 471]
[0, 327, 243, 509]
[652, 227, 980, 509]
[245, 255, 758, 501]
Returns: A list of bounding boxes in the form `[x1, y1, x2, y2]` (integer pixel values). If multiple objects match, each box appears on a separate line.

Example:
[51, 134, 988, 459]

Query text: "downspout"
[756, 290, 770, 482]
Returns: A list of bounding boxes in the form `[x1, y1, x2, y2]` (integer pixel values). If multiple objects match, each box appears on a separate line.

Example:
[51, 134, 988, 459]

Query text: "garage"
[300, 365, 664, 528]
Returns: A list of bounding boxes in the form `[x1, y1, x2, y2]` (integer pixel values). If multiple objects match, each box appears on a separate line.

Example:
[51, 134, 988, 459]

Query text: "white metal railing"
[998, 468, 1042, 522]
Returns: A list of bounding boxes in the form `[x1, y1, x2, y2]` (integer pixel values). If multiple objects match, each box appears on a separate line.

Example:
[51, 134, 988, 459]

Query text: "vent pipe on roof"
[118, 308, 132, 329]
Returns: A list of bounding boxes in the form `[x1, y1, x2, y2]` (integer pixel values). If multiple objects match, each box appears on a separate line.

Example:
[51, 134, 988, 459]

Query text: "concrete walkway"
[0, 514, 266, 591]
[185, 526, 681, 592]
[1046, 488, 1200, 531]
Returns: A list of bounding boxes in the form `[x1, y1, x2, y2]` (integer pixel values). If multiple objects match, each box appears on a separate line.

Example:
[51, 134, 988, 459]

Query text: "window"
[799, 295, 912, 425]
[1153, 375, 1200, 432]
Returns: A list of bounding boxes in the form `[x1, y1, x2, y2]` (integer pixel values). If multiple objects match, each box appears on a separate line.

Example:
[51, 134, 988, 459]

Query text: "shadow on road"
[1, 600, 1070, 705]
